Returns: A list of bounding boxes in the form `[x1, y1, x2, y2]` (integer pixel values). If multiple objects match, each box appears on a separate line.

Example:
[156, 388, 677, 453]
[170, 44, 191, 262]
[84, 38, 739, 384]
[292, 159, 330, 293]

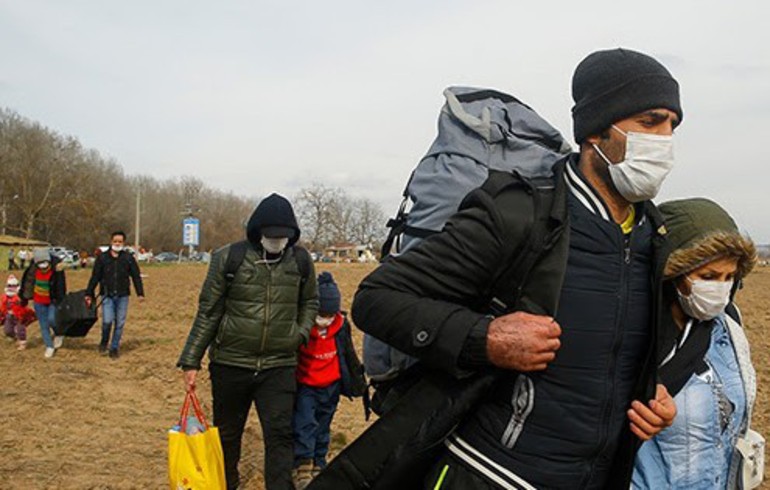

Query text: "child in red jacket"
[1, 275, 36, 350]
[292, 272, 360, 489]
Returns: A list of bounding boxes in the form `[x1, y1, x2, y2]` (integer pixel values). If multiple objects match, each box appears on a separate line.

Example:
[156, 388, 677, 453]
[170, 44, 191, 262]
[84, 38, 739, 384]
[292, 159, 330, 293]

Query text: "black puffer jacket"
[347, 159, 669, 489]
[86, 250, 144, 298]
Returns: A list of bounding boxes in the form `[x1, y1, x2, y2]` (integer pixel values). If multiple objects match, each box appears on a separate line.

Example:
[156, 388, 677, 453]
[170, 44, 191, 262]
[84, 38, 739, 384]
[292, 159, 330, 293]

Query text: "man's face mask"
[592, 125, 675, 203]
[38, 261, 50, 270]
[112, 245, 124, 253]
[5, 285, 18, 297]
[260, 236, 289, 254]
[677, 277, 733, 321]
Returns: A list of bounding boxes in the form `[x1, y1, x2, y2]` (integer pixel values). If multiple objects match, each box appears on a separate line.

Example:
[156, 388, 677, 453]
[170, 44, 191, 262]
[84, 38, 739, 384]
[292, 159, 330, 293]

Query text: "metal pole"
[134, 187, 141, 251]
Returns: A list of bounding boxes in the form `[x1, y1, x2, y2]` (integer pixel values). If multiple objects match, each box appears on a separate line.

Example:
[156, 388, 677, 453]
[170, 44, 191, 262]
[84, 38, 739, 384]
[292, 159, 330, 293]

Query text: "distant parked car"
[155, 252, 179, 263]
[189, 251, 211, 263]
[50, 247, 79, 269]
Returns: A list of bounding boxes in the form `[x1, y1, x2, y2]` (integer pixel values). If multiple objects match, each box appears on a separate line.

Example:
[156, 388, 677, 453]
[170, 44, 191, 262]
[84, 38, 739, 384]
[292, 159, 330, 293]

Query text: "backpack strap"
[224, 240, 250, 288]
[484, 171, 565, 317]
[381, 192, 411, 259]
[293, 246, 311, 285]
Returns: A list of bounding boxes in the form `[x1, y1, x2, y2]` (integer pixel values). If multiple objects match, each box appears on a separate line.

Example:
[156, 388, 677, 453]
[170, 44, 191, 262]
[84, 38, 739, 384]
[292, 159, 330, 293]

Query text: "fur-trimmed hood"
[659, 198, 757, 279]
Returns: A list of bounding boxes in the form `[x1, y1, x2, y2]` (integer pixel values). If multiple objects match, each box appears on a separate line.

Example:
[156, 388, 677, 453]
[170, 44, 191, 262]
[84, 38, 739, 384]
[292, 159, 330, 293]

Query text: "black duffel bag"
[54, 289, 98, 337]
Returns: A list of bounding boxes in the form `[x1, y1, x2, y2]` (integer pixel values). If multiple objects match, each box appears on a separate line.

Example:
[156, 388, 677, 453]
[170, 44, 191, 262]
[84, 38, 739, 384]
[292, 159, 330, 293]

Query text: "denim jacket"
[632, 312, 756, 489]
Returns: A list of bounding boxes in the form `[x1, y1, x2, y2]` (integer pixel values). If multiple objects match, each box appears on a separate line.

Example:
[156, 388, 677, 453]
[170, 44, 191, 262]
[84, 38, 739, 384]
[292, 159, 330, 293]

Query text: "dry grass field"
[0, 263, 768, 489]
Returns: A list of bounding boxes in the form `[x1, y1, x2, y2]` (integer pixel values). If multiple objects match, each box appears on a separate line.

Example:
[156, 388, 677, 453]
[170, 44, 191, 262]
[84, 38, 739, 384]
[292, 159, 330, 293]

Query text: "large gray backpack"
[365, 86, 571, 384]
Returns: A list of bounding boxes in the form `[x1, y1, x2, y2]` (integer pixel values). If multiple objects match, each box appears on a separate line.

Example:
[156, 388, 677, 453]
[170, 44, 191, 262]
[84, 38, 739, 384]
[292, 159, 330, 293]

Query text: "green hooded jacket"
[177, 194, 318, 371]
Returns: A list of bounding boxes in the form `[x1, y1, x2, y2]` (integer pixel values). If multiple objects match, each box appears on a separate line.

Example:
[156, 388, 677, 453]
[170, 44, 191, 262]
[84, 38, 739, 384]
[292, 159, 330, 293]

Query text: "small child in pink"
[1, 275, 36, 350]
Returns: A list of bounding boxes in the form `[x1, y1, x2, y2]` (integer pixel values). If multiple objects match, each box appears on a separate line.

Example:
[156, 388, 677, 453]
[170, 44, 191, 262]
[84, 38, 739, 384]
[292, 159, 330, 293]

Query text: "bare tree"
[349, 197, 387, 248]
[295, 183, 339, 250]
[0, 107, 387, 255]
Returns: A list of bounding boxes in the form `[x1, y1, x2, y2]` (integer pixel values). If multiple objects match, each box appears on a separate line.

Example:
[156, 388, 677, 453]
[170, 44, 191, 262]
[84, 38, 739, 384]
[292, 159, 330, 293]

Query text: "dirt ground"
[0, 263, 768, 489]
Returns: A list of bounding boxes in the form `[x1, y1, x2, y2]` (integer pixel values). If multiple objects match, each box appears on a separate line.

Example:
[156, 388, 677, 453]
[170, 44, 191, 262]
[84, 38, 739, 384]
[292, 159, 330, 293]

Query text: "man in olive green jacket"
[178, 193, 318, 490]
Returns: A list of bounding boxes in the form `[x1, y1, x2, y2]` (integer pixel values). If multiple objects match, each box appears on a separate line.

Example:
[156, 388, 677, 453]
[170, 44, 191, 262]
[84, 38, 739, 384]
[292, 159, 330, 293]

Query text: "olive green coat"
[177, 244, 318, 371]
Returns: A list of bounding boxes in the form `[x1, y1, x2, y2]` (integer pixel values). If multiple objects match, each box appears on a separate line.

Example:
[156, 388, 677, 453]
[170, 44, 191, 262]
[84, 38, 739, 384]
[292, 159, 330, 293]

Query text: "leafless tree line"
[294, 183, 387, 251]
[0, 109, 388, 254]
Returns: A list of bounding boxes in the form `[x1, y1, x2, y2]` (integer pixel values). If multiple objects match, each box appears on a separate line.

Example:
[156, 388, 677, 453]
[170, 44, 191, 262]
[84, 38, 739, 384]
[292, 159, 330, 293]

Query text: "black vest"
[455, 190, 654, 489]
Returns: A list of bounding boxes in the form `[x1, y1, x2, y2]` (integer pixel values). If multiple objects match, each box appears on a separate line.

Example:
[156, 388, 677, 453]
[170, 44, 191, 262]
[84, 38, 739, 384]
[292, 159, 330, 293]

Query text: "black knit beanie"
[571, 48, 683, 143]
[317, 272, 341, 314]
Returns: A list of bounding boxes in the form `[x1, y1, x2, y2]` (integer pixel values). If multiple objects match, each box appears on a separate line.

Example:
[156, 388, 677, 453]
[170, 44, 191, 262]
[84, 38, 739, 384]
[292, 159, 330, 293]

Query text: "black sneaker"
[109, 349, 119, 359]
[98, 343, 108, 354]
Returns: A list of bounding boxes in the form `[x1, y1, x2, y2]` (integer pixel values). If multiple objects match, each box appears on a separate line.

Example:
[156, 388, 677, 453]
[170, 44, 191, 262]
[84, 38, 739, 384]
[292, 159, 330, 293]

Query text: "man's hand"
[486, 311, 562, 371]
[628, 384, 676, 441]
[84, 295, 92, 307]
[183, 369, 198, 393]
[138, 295, 145, 304]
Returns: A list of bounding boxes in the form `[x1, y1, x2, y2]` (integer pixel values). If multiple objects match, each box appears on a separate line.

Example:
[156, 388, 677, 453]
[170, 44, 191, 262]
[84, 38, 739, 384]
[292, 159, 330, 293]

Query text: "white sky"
[2, 0, 769, 241]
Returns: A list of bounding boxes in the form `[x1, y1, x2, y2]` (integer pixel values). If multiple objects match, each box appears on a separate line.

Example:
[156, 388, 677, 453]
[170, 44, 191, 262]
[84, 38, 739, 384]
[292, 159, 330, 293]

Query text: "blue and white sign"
[182, 217, 200, 246]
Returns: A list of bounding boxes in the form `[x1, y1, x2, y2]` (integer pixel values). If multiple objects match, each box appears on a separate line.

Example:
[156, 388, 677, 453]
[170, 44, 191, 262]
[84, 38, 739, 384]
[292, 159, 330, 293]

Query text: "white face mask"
[260, 236, 288, 254]
[592, 125, 675, 203]
[677, 278, 733, 321]
[5, 286, 18, 297]
[112, 245, 124, 253]
[38, 261, 50, 270]
[316, 315, 334, 327]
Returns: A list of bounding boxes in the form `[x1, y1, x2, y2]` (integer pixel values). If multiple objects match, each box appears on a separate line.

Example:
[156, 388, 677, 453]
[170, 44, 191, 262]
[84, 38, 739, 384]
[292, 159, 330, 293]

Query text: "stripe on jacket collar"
[565, 159, 611, 222]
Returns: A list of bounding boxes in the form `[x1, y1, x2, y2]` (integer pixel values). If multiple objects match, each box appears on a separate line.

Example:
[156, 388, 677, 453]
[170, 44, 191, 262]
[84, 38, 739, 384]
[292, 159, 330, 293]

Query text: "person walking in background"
[292, 272, 366, 489]
[17, 248, 27, 270]
[8, 248, 15, 270]
[1, 274, 36, 350]
[177, 193, 318, 490]
[85, 231, 144, 359]
[633, 198, 763, 489]
[20, 248, 66, 358]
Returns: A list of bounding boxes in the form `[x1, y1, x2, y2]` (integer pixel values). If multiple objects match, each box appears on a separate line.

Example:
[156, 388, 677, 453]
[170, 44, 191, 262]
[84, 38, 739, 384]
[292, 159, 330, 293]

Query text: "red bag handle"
[178, 391, 210, 431]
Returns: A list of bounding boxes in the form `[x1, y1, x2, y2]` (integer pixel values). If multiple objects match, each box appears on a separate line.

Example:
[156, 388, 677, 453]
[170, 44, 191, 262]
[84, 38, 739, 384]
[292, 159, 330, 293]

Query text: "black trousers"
[210, 363, 297, 490]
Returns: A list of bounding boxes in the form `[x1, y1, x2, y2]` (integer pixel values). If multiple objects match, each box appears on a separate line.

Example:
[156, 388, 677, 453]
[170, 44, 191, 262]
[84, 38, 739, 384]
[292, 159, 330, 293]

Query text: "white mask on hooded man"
[112, 245, 124, 253]
[261, 236, 288, 254]
[592, 125, 675, 203]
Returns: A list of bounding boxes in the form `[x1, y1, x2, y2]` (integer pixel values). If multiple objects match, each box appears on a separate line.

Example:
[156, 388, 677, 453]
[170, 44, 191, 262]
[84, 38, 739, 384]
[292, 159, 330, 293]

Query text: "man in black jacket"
[86, 231, 144, 359]
[350, 48, 681, 489]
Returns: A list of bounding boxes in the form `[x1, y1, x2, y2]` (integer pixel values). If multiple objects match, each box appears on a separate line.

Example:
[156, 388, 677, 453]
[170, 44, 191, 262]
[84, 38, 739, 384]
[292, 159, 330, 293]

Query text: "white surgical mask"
[5, 286, 18, 297]
[592, 125, 675, 203]
[677, 278, 733, 321]
[261, 236, 288, 254]
[38, 261, 50, 270]
[112, 245, 124, 253]
[316, 316, 334, 327]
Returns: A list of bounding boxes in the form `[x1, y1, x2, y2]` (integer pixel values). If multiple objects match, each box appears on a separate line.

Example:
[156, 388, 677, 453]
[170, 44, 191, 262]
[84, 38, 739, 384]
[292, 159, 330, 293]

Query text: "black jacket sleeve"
[52, 259, 66, 303]
[86, 255, 103, 298]
[352, 188, 513, 377]
[128, 255, 144, 296]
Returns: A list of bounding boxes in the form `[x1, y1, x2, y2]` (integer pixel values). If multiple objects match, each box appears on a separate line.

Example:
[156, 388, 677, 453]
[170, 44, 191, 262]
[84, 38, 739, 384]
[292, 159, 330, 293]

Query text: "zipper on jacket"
[258, 264, 271, 371]
[585, 229, 634, 486]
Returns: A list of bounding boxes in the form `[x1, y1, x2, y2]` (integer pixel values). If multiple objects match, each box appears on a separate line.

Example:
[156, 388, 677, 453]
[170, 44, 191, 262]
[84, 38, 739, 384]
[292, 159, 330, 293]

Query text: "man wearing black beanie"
[341, 47, 683, 490]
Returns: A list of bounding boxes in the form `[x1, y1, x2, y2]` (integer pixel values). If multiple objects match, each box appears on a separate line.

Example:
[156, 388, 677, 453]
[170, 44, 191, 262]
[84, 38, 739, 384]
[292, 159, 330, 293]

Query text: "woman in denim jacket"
[632, 198, 763, 489]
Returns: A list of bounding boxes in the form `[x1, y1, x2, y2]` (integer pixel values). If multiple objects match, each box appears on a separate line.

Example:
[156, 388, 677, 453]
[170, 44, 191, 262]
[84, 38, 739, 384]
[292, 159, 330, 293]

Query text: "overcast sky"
[2, 1, 768, 241]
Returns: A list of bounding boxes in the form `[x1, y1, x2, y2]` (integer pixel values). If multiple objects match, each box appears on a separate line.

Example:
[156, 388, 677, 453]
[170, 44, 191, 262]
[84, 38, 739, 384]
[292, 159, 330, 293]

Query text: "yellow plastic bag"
[168, 391, 226, 490]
